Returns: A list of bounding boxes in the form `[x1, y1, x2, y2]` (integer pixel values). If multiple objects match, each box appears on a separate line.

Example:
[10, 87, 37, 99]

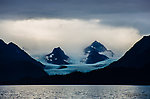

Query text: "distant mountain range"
[1, 35, 150, 85]
[44, 41, 114, 65]
[45, 35, 150, 84]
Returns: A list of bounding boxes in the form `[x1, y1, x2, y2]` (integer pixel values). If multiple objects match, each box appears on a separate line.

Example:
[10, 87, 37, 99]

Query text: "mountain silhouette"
[86, 49, 108, 64]
[84, 41, 107, 54]
[109, 35, 150, 69]
[0, 39, 48, 84]
[82, 41, 113, 64]
[45, 47, 70, 65]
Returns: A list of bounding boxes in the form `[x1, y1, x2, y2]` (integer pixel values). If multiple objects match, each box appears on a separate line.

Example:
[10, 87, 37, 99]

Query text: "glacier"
[33, 55, 117, 75]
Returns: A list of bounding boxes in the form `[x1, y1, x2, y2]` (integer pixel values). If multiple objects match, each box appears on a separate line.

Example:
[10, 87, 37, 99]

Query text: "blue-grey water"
[0, 85, 150, 99]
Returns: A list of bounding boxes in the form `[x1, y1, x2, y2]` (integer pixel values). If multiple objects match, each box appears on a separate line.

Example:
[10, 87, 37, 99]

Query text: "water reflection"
[0, 85, 150, 99]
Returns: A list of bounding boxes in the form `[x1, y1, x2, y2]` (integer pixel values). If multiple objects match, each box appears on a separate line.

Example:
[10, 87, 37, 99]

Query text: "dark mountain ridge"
[109, 35, 150, 69]
[0, 39, 48, 84]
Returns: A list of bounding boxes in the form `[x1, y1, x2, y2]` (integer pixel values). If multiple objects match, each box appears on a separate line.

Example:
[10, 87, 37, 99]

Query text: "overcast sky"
[0, 0, 149, 58]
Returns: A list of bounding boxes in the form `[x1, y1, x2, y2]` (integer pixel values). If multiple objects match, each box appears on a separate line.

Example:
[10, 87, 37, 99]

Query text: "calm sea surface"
[0, 85, 150, 99]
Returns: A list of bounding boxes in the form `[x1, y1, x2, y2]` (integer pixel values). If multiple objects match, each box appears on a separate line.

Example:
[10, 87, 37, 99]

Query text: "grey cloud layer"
[0, 0, 150, 34]
[0, 0, 149, 17]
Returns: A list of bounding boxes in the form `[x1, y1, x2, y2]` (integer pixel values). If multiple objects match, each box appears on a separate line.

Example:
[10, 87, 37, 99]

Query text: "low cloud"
[0, 18, 141, 58]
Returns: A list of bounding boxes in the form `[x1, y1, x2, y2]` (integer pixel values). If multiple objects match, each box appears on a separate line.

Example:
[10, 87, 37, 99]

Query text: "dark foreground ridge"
[0, 39, 49, 84]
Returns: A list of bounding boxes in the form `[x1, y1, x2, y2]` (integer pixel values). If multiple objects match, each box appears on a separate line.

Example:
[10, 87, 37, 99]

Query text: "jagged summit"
[8, 42, 22, 51]
[84, 40, 107, 54]
[55, 47, 61, 50]
[82, 40, 114, 64]
[45, 47, 70, 65]
[92, 40, 100, 45]
[91, 40, 107, 50]
[51, 47, 64, 55]
[0, 39, 5, 44]
[0, 39, 7, 47]
[0, 39, 7, 52]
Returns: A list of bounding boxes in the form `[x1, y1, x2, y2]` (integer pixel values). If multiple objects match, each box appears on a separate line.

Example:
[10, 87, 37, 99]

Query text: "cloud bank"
[0, 19, 141, 58]
[0, 0, 150, 34]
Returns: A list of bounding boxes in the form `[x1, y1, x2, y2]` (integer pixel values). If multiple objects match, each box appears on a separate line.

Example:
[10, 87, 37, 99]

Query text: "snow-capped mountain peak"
[82, 41, 114, 64]
[45, 47, 70, 65]
[84, 40, 107, 55]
